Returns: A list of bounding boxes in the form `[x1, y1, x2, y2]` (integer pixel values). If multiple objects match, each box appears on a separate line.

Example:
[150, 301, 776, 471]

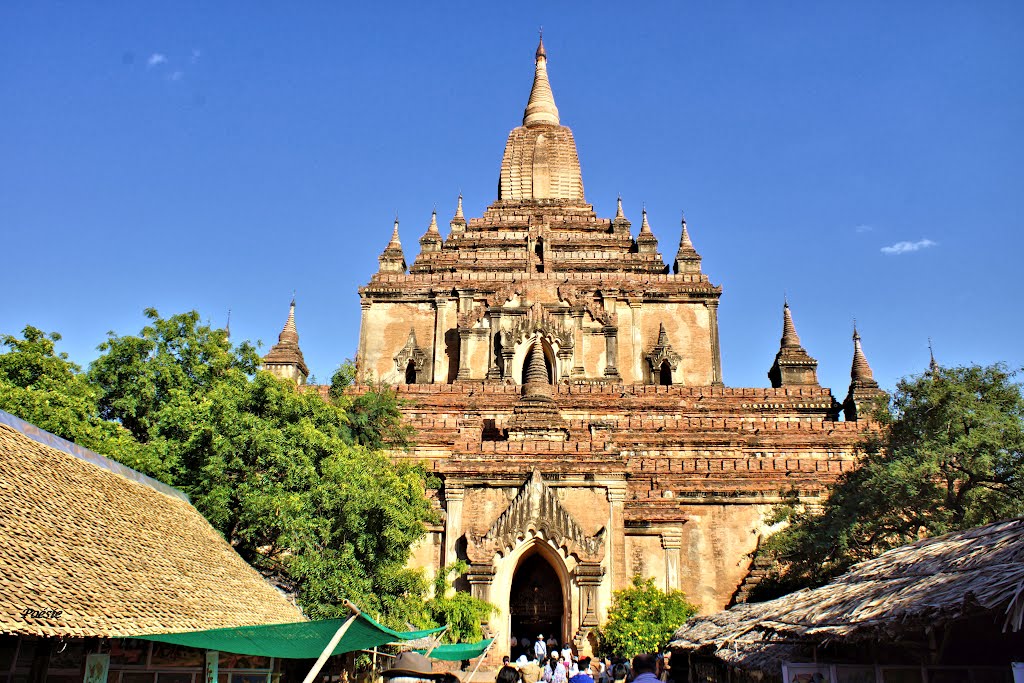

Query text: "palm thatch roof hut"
[0, 409, 304, 683]
[669, 518, 1024, 681]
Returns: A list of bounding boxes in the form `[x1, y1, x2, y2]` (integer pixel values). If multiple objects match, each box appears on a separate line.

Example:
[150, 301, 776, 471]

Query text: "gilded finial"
[524, 30, 559, 126]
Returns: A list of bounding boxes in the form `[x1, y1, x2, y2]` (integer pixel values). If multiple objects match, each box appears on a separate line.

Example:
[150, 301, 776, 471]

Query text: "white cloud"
[854, 224, 873, 233]
[880, 238, 937, 255]
[147, 53, 167, 67]
[168, 70, 184, 81]
[191, 48, 201, 63]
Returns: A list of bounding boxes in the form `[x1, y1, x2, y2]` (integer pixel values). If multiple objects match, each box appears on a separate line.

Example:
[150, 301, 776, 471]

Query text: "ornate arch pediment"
[467, 470, 605, 563]
[394, 328, 428, 373]
[646, 323, 681, 371]
[503, 302, 574, 348]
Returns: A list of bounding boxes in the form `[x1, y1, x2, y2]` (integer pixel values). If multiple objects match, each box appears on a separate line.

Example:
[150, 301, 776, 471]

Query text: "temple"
[265, 38, 885, 659]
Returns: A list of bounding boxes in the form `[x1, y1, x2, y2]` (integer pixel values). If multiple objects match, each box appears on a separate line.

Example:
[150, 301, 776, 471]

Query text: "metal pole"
[465, 639, 495, 683]
[301, 600, 362, 683]
[424, 625, 451, 657]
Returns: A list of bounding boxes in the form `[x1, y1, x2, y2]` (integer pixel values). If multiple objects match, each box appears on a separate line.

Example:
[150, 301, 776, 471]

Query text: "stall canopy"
[415, 639, 493, 661]
[133, 614, 446, 659]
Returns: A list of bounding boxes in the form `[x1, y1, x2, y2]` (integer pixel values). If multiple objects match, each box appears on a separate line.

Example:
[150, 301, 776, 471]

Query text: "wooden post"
[301, 601, 361, 683]
[465, 639, 495, 683]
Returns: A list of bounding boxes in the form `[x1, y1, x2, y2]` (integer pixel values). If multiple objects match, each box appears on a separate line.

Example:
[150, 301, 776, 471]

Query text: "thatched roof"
[669, 517, 1024, 670]
[0, 410, 304, 638]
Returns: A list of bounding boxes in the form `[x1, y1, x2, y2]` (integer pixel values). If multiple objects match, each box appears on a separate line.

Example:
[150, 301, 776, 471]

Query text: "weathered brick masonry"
[266, 37, 884, 658]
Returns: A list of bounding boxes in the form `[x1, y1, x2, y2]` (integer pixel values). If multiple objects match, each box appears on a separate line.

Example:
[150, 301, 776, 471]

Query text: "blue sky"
[2, 2, 1022, 395]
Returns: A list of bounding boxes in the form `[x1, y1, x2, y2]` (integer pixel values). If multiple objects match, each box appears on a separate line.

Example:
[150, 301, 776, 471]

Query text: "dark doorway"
[659, 360, 672, 386]
[444, 329, 460, 383]
[405, 360, 417, 384]
[510, 550, 564, 649]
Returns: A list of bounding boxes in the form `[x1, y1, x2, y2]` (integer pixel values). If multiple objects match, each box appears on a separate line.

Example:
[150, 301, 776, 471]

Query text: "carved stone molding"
[393, 328, 428, 379]
[458, 305, 488, 329]
[646, 323, 682, 373]
[503, 301, 574, 349]
[467, 470, 605, 563]
[487, 283, 523, 308]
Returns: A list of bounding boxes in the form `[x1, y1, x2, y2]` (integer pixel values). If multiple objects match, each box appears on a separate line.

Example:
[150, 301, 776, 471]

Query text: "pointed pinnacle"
[524, 33, 559, 127]
[781, 300, 801, 348]
[640, 207, 652, 234]
[851, 325, 875, 383]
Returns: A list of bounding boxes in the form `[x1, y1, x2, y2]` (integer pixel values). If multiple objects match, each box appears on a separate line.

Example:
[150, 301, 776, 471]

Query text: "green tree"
[329, 359, 413, 450]
[598, 575, 698, 659]
[420, 562, 496, 643]
[0, 326, 136, 454]
[752, 363, 1024, 600]
[86, 309, 435, 622]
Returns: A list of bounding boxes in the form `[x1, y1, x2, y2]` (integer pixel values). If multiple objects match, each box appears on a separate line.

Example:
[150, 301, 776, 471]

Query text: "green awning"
[133, 614, 446, 659]
[415, 639, 493, 661]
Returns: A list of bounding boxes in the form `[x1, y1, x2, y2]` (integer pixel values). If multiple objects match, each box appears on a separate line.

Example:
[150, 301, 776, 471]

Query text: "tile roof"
[0, 410, 304, 638]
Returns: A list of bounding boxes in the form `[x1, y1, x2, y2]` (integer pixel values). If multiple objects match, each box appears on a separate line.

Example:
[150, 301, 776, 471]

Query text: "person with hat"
[533, 634, 547, 661]
[382, 652, 439, 683]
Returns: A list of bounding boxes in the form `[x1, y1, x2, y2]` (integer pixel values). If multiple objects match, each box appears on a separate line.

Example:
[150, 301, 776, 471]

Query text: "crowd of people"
[498, 634, 667, 683]
[377, 637, 668, 683]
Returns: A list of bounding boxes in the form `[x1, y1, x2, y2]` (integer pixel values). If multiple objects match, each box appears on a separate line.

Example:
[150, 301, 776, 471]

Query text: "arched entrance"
[509, 547, 565, 648]
[659, 360, 672, 386]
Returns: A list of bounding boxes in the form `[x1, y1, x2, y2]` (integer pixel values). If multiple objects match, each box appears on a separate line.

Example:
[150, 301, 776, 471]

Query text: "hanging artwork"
[83, 654, 110, 683]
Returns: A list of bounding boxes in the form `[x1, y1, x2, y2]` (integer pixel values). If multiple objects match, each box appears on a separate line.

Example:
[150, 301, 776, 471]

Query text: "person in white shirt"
[534, 634, 547, 661]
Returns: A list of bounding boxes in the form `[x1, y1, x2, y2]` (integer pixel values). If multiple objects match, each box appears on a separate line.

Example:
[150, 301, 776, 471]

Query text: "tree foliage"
[0, 312, 438, 625]
[598, 575, 697, 659]
[752, 363, 1024, 600]
[420, 562, 496, 643]
[0, 326, 134, 453]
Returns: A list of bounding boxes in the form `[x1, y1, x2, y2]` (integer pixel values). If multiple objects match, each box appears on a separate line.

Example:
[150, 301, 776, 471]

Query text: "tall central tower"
[358, 37, 722, 388]
[346, 38, 878, 661]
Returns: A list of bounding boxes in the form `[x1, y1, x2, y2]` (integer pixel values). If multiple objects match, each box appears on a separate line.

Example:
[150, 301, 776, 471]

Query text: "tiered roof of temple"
[261, 37, 890, 637]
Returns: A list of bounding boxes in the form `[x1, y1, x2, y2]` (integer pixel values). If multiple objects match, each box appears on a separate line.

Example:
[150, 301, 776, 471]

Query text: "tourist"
[534, 634, 547, 661]
[629, 654, 660, 683]
[551, 655, 568, 683]
[519, 655, 542, 683]
[542, 656, 557, 683]
[545, 635, 558, 653]
[568, 657, 594, 683]
[381, 652, 440, 683]
[559, 644, 572, 663]
[610, 664, 627, 683]
[497, 665, 523, 683]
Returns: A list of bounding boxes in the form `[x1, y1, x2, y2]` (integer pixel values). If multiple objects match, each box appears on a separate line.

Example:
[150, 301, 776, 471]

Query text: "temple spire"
[615, 195, 624, 220]
[781, 301, 801, 348]
[418, 209, 442, 254]
[262, 296, 309, 385]
[767, 299, 819, 388]
[449, 192, 467, 234]
[636, 206, 660, 255]
[378, 218, 407, 274]
[928, 338, 939, 375]
[523, 33, 560, 127]
[640, 207, 652, 234]
[280, 296, 298, 344]
[673, 211, 702, 274]
[851, 325, 876, 384]
[844, 323, 883, 420]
